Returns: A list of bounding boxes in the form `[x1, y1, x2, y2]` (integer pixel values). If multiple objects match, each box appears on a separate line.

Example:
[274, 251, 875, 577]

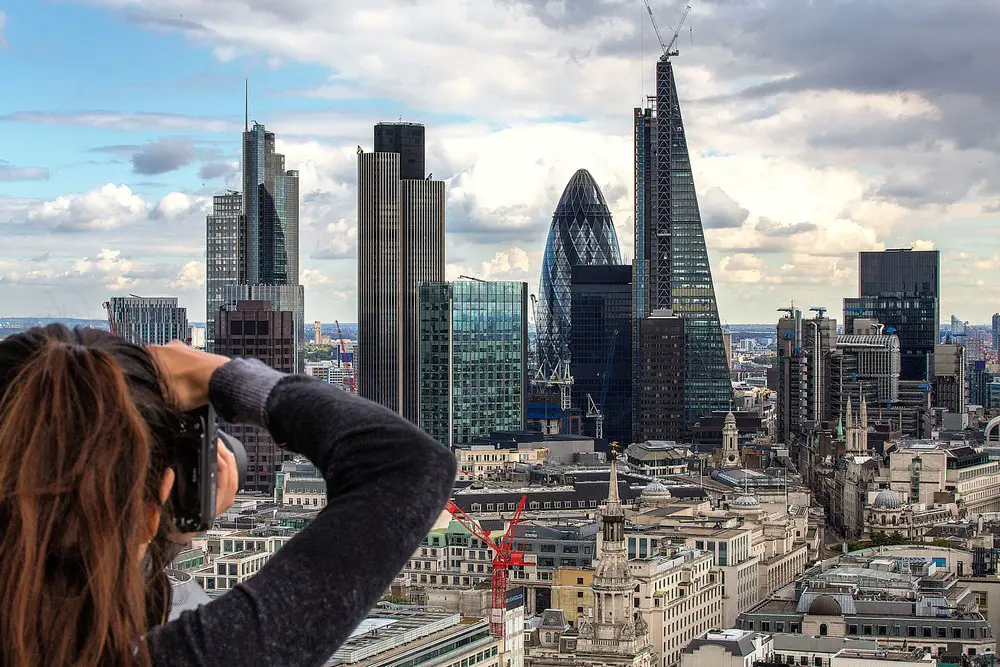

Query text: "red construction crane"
[445, 496, 527, 637]
[103, 301, 116, 336]
[334, 319, 356, 393]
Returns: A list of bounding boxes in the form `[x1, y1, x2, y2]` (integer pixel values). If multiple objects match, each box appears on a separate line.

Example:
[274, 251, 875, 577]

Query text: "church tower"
[845, 392, 869, 456]
[720, 411, 740, 467]
[576, 457, 654, 667]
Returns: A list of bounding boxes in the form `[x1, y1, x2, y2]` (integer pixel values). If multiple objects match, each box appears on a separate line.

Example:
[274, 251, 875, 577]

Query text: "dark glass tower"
[844, 249, 940, 381]
[419, 280, 528, 447]
[205, 192, 242, 352]
[242, 122, 299, 286]
[374, 122, 426, 181]
[570, 265, 633, 446]
[537, 169, 622, 376]
[633, 57, 733, 428]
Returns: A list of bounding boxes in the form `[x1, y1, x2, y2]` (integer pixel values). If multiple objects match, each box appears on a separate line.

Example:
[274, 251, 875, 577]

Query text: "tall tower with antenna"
[634, 2, 733, 432]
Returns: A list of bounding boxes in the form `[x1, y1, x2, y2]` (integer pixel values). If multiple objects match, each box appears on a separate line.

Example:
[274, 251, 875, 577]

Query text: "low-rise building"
[456, 446, 549, 481]
[680, 629, 773, 667]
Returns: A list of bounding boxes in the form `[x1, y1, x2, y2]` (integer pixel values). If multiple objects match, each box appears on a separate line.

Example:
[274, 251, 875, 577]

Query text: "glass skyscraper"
[537, 169, 622, 375]
[242, 122, 299, 286]
[418, 280, 528, 447]
[570, 265, 633, 446]
[844, 249, 940, 382]
[634, 57, 733, 428]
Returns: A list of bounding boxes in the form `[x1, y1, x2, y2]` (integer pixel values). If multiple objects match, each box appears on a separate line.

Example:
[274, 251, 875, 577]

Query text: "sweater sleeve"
[149, 359, 456, 667]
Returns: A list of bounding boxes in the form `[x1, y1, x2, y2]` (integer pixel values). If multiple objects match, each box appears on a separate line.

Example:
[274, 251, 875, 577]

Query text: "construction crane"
[458, 274, 486, 283]
[586, 329, 620, 440]
[334, 320, 356, 393]
[445, 496, 527, 638]
[644, 0, 693, 60]
[810, 306, 827, 319]
[529, 294, 574, 410]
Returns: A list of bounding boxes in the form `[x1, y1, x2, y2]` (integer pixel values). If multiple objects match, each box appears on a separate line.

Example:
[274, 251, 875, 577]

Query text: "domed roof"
[808, 595, 842, 617]
[725, 411, 736, 425]
[536, 169, 622, 370]
[733, 495, 759, 507]
[874, 488, 903, 509]
[643, 481, 671, 497]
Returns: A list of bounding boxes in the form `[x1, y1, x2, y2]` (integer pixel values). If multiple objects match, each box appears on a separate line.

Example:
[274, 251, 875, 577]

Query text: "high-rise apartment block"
[357, 123, 446, 420]
[106, 296, 188, 346]
[418, 280, 528, 447]
[569, 265, 633, 445]
[213, 300, 296, 492]
[633, 54, 732, 430]
[205, 191, 242, 352]
[635, 309, 686, 442]
[844, 249, 940, 382]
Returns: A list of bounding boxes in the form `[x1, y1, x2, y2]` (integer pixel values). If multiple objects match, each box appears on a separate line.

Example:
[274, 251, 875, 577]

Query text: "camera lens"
[216, 430, 248, 491]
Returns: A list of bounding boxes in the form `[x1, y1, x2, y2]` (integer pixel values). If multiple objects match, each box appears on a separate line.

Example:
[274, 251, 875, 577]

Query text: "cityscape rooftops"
[327, 609, 473, 666]
[682, 629, 769, 658]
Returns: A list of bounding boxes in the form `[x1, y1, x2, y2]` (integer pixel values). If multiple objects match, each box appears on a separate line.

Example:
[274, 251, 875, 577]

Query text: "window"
[877, 625, 887, 636]
[848, 624, 858, 635]
[908, 627, 917, 638]
[819, 624, 828, 636]
[862, 625, 872, 636]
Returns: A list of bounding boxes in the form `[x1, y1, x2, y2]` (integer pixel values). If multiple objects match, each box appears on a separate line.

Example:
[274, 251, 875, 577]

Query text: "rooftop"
[327, 609, 471, 666]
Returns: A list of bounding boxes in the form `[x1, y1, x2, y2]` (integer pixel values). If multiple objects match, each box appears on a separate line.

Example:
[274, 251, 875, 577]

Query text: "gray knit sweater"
[149, 358, 456, 666]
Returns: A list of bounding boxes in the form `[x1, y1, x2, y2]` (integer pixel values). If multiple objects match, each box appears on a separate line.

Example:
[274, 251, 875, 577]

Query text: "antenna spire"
[245, 79, 249, 132]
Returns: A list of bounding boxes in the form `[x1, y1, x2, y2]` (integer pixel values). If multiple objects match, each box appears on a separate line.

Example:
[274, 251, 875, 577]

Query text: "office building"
[106, 296, 188, 345]
[934, 343, 967, 415]
[569, 265, 633, 445]
[635, 309, 686, 442]
[536, 169, 622, 376]
[205, 191, 242, 352]
[634, 56, 733, 428]
[242, 121, 300, 286]
[418, 280, 528, 447]
[221, 284, 305, 373]
[776, 307, 804, 445]
[844, 249, 940, 381]
[374, 121, 425, 180]
[214, 300, 296, 492]
[993, 314, 1000, 354]
[357, 123, 446, 420]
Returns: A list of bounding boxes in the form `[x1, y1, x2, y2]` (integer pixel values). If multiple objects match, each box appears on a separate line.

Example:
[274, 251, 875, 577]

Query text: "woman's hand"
[148, 341, 230, 411]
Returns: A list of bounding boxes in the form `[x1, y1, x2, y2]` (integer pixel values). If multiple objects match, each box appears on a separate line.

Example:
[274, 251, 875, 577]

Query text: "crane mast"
[643, 0, 693, 60]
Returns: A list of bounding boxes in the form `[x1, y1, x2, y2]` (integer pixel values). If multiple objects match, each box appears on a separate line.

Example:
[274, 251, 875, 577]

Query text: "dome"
[874, 488, 903, 510]
[808, 595, 842, 617]
[733, 495, 759, 507]
[643, 481, 672, 498]
[536, 169, 622, 370]
[724, 411, 736, 425]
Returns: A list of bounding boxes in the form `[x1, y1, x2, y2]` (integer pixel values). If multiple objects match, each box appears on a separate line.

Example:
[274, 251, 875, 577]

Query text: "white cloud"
[71, 248, 138, 291]
[173, 260, 206, 289]
[301, 268, 332, 286]
[150, 192, 208, 220]
[0, 11, 7, 49]
[27, 184, 148, 232]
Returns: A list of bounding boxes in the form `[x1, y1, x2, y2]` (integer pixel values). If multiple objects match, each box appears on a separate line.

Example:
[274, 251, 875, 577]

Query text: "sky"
[1, 0, 999, 325]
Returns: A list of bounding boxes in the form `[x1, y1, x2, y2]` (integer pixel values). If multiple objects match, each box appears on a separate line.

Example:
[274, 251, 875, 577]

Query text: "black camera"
[171, 405, 248, 533]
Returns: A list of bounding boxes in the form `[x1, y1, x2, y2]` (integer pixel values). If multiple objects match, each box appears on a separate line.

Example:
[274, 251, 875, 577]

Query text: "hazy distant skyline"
[1, 1, 999, 324]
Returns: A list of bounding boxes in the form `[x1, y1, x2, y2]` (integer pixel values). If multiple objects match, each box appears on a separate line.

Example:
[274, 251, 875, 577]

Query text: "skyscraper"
[221, 284, 305, 373]
[634, 55, 732, 429]
[537, 169, 622, 376]
[374, 122, 426, 181]
[570, 265, 633, 445]
[106, 296, 188, 346]
[844, 249, 940, 381]
[357, 123, 446, 420]
[992, 313, 1000, 354]
[214, 300, 296, 492]
[418, 280, 528, 447]
[242, 122, 300, 286]
[635, 309, 686, 443]
[205, 191, 242, 352]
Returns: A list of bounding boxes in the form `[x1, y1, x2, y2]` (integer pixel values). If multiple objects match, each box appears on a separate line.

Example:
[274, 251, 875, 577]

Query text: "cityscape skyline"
[1, 2, 999, 324]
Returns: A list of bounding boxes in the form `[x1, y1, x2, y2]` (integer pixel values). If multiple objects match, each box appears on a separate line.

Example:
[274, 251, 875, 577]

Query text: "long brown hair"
[0, 325, 179, 667]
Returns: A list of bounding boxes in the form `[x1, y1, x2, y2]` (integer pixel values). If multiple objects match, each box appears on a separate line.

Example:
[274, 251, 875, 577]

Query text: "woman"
[0, 324, 456, 667]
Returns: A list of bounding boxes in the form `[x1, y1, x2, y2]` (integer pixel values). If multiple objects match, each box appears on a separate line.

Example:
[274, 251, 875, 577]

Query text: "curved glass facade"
[537, 169, 622, 373]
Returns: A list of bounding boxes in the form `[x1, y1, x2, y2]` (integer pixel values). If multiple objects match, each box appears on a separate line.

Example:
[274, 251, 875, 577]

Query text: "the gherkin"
[537, 169, 622, 373]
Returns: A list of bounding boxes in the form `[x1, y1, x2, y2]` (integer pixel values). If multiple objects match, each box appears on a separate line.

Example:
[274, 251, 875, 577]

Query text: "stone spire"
[576, 454, 652, 666]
